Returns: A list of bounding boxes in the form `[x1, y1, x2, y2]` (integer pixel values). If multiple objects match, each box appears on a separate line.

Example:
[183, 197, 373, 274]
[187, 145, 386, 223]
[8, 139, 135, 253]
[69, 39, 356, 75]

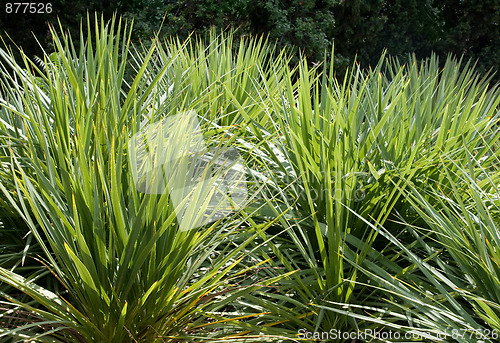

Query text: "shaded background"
[0, 0, 499, 79]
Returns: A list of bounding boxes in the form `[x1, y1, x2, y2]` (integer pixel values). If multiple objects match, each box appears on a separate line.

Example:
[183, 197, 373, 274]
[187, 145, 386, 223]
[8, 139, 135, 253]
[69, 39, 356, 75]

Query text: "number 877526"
[5, 3, 52, 14]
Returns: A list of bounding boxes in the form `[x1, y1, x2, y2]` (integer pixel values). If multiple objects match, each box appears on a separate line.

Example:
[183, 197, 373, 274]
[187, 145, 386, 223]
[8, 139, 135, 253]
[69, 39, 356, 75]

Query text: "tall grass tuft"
[0, 13, 499, 343]
[0, 16, 289, 342]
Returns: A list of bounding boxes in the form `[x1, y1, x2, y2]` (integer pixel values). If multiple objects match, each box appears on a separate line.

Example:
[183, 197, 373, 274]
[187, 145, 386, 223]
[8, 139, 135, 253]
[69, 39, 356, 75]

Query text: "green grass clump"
[0, 15, 499, 342]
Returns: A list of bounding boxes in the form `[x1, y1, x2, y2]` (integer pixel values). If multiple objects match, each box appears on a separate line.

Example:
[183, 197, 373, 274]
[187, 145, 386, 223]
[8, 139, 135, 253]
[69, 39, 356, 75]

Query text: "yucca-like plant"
[0, 16, 292, 342]
[0, 11, 499, 343]
[228, 51, 500, 339]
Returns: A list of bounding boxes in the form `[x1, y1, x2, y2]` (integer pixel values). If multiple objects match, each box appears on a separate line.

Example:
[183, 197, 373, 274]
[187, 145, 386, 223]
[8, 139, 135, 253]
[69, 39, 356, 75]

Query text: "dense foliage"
[0, 16, 499, 342]
[0, 0, 498, 79]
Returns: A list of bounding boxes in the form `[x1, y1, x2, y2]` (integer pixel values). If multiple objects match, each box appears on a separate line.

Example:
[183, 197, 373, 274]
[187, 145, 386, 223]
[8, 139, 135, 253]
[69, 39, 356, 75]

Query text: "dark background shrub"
[0, 0, 498, 80]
